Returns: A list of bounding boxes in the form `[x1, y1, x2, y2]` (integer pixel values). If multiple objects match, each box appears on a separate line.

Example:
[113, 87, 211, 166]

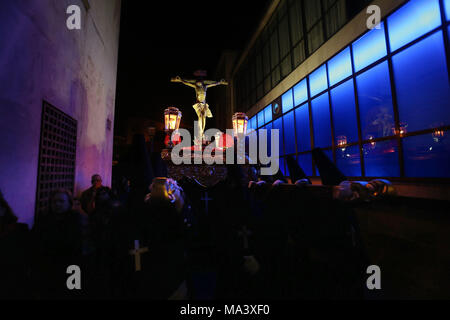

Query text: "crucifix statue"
[171, 75, 228, 143]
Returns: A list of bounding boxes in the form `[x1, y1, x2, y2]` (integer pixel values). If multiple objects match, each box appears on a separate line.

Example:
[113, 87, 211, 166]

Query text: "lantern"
[393, 123, 407, 137]
[337, 135, 347, 151]
[433, 129, 445, 142]
[164, 107, 182, 131]
[232, 112, 248, 137]
[164, 107, 182, 148]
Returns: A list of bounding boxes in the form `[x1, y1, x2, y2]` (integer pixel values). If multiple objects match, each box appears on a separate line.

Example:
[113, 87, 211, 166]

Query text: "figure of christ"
[171, 76, 228, 143]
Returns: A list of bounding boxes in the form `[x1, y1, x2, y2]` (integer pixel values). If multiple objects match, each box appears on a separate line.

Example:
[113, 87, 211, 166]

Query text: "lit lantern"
[432, 129, 445, 142]
[393, 123, 407, 137]
[164, 107, 182, 131]
[337, 135, 347, 151]
[232, 112, 248, 137]
[164, 107, 182, 148]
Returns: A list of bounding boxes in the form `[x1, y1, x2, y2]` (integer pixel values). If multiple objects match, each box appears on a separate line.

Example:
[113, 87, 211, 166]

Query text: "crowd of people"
[0, 159, 372, 300]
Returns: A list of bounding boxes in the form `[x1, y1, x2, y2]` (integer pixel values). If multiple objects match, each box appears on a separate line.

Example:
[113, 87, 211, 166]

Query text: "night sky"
[114, 0, 271, 136]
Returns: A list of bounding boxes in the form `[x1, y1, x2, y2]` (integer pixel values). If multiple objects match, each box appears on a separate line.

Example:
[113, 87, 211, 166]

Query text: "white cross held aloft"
[238, 226, 253, 250]
[129, 240, 149, 272]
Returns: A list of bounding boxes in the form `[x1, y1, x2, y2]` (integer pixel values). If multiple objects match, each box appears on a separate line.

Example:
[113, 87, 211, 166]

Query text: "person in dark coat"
[31, 189, 89, 299]
[0, 189, 31, 299]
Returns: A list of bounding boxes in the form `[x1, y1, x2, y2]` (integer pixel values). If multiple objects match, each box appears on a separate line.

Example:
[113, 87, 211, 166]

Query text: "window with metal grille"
[35, 101, 77, 216]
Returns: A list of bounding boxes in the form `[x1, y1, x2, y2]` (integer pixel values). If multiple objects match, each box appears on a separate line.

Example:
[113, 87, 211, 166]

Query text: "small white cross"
[129, 240, 149, 272]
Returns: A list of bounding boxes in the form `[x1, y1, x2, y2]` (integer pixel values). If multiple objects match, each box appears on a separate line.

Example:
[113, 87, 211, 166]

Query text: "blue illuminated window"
[309, 64, 328, 97]
[257, 110, 265, 127]
[279, 157, 287, 176]
[352, 22, 387, 72]
[264, 105, 272, 124]
[328, 47, 352, 86]
[403, 133, 450, 177]
[261, 122, 273, 157]
[295, 103, 311, 152]
[331, 79, 359, 144]
[357, 61, 395, 140]
[446, 0, 450, 21]
[298, 153, 313, 176]
[253, 116, 258, 130]
[282, 89, 294, 113]
[273, 118, 284, 156]
[311, 93, 332, 148]
[393, 31, 450, 133]
[336, 145, 361, 177]
[248, 117, 255, 132]
[283, 110, 296, 155]
[388, 0, 442, 52]
[293, 79, 308, 106]
[364, 140, 400, 177]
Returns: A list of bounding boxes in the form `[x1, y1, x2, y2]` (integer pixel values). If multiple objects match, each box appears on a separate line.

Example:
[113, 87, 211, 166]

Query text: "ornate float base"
[161, 148, 257, 187]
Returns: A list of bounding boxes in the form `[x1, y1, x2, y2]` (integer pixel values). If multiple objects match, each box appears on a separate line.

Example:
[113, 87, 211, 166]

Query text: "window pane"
[279, 157, 287, 176]
[264, 76, 271, 94]
[308, 23, 325, 54]
[279, 16, 291, 58]
[331, 79, 359, 144]
[393, 32, 450, 133]
[387, 0, 442, 52]
[263, 43, 271, 76]
[309, 64, 328, 97]
[364, 140, 400, 177]
[264, 105, 272, 124]
[289, 0, 304, 44]
[295, 103, 311, 152]
[325, 0, 347, 38]
[270, 31, 280, 68]
[261, 122, 273, 157]
[272, 66, 281, 87]
[293, 41, 306, 67]
[282, 89, 294, 113]
[328, 47, 352, 86]
[336, 145, 361, 177]
[283, 110, 296, 155]
[257, 110, 265, 127]
[273, 118, 284, 156]
[305, 0, 322, 29]
[256, 54, 263, 84]
[357, 62, 395, 140]
[403, 132, 450, 177]
[294, 79, 308, 106]
[281, 55, 292, 78]
[311, 93, 332, 148]
[446, 0, 450, 21]
[257, 83, 263, 100]
[352, 22, 387, 72]
[298, 153, 313, 176]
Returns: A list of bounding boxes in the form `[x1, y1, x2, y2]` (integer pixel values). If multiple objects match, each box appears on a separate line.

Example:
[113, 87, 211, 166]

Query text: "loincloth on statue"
[193, 103, 213, 118]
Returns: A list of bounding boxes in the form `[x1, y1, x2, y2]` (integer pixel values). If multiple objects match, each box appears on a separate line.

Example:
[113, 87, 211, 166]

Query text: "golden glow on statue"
[171, 76, 228, 143]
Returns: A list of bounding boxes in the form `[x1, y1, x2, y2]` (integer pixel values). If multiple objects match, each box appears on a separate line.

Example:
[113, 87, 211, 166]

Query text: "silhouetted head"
[50, 189, 73, 215]
[0, 189, 18, 225]
[91, 174, 103, 189]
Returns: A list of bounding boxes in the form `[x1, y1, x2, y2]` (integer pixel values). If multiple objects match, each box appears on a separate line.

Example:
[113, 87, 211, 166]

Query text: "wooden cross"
[201, 191, 212, 215]
[129, 240, 149, 272]
[238, 226, 253, 250]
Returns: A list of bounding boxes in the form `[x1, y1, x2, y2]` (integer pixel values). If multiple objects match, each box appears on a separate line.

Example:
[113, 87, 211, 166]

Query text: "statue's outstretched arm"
[171, 76, 196, 88]
[205, 79, 228, 88]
